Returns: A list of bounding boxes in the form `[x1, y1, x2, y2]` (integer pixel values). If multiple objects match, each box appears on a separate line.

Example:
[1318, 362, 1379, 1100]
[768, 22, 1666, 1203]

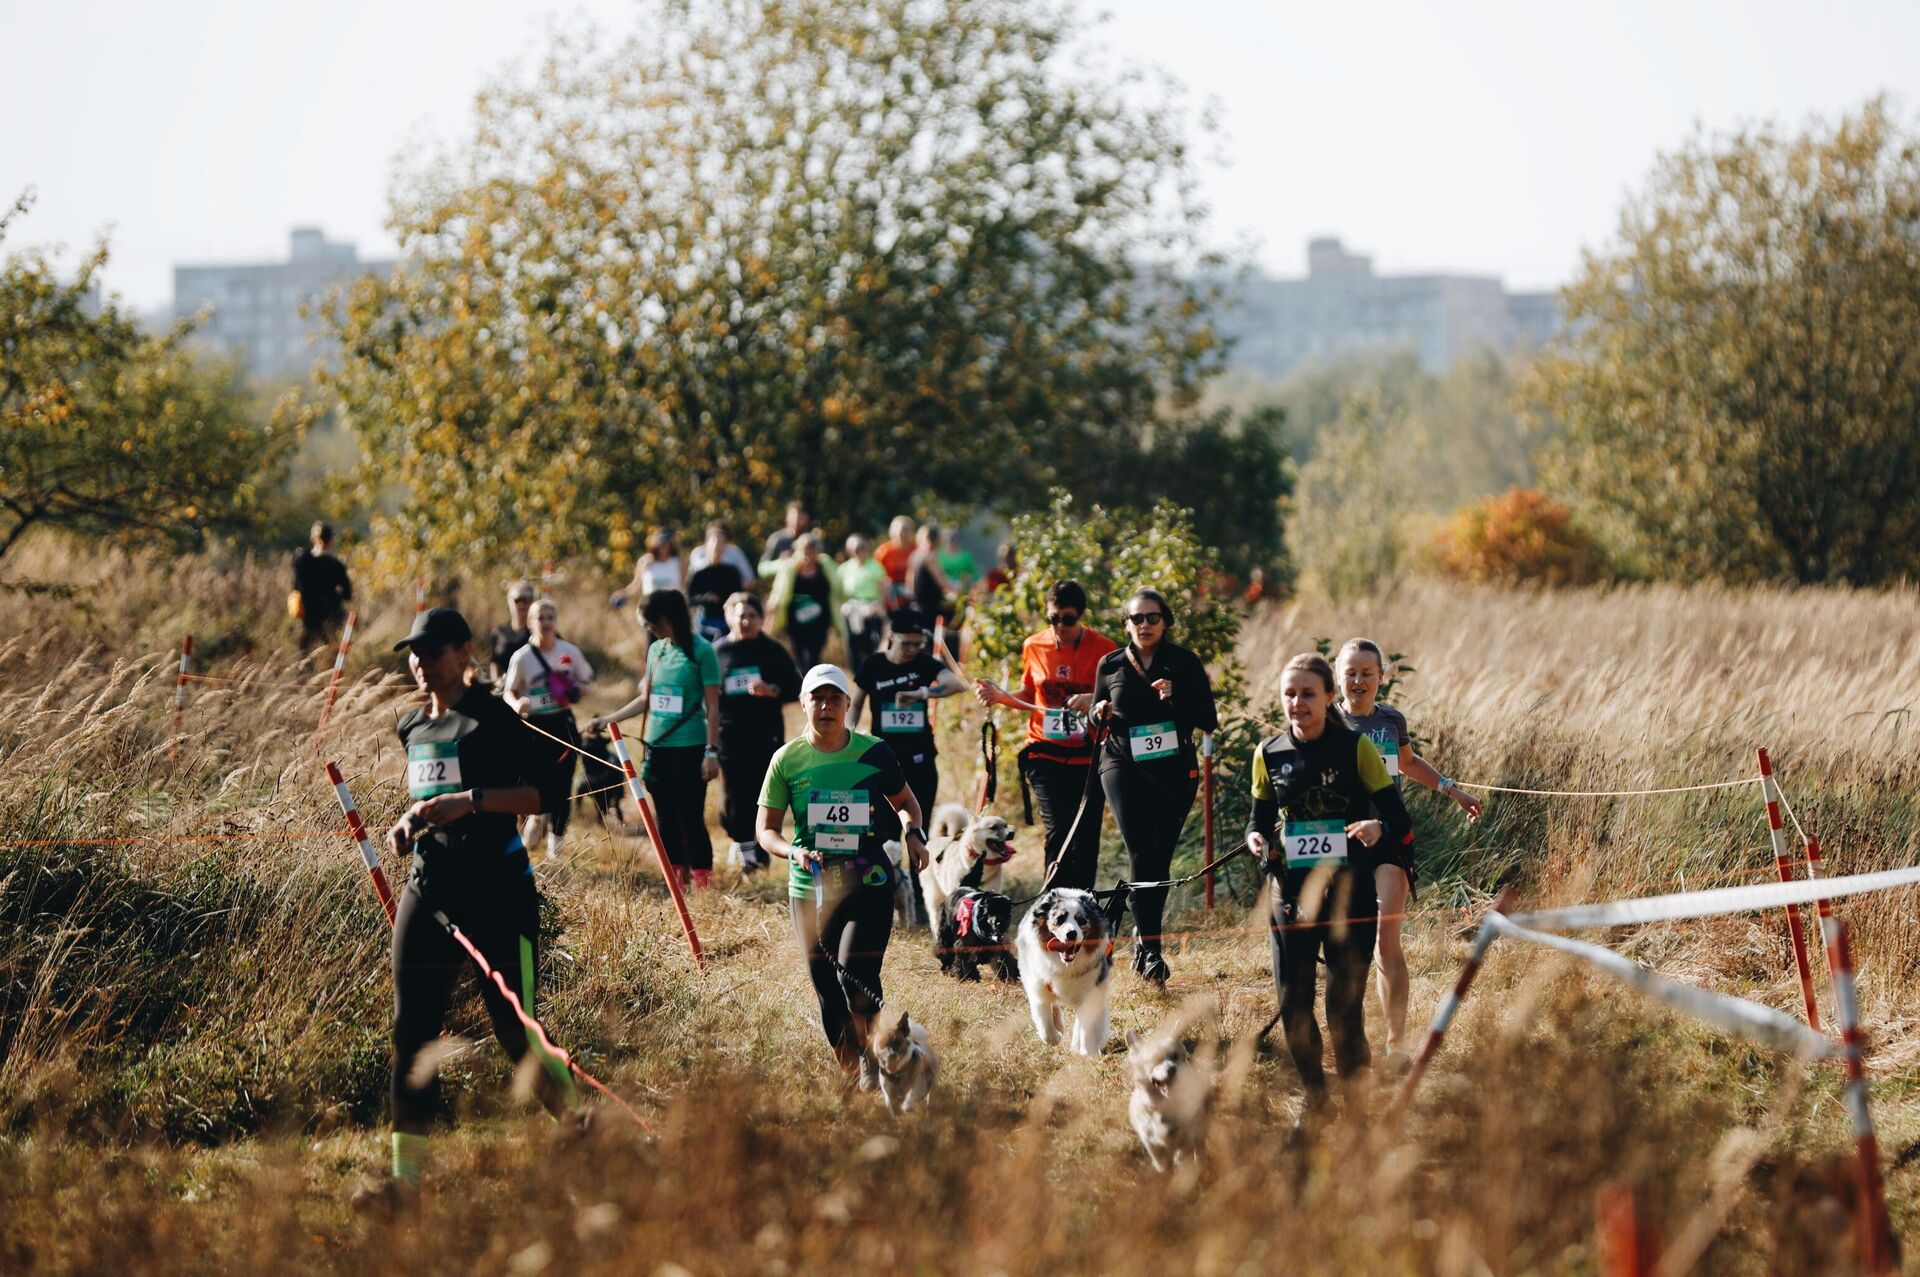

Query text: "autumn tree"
[324, 0, 1236, 578]
[1530, 99, 1920, 585]
[0, 193, 292, 564]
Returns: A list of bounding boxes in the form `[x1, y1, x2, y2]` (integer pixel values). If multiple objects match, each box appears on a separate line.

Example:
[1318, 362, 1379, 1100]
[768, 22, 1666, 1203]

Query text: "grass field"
[4, 542, 1918, 1273]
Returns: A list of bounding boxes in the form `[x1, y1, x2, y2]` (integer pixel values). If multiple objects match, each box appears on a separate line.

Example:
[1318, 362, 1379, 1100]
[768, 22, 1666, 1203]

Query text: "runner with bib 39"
[1089, 587, 1218, 987]
[1246, 652, 1412, 1139]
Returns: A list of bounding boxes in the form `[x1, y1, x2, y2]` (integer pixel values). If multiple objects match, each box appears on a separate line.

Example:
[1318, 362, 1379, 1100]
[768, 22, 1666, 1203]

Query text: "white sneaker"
[546, 832, 564, 859]
[522, 814, 548, 848]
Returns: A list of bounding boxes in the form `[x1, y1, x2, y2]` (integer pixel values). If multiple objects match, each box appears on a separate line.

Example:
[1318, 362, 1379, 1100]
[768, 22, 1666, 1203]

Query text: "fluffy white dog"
[1014, 889, 1114, 1056]
[916, 802, 1016, 926]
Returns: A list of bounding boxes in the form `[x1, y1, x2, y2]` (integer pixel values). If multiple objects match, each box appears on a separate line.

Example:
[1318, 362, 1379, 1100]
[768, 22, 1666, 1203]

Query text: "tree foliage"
[325, 0, 1233, 580]
[1530, 99, 1920, 585]
[1428, 488, 1612, 587]
[1122, 405, 1291, 581]
[1287, 394, 1402, 599]
[967, 488, 1243, 708]
[0, 193, 293, 564]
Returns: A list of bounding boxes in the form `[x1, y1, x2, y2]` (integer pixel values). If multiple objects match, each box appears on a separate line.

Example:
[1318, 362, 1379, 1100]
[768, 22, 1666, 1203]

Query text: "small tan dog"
[1125, 1014, 1217, 1172]
[871, 1008, 939, 1115]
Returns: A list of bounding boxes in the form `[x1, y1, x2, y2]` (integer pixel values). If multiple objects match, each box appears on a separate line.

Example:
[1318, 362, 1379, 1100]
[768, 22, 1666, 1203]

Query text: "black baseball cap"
[887, 608, 930, 637]
[393, 607, 474, 651]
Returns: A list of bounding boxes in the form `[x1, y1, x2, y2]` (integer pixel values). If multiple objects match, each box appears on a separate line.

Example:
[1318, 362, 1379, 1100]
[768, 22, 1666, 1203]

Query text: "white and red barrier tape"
[1507, 865, 1920, 932]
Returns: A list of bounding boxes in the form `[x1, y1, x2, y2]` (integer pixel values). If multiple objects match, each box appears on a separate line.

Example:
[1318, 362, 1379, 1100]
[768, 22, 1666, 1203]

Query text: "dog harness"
[954, 893, 979, 938]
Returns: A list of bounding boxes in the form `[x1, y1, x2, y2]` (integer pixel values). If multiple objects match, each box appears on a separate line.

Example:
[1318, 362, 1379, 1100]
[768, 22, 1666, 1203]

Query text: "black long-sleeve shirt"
[1093, 641, 1218, 770]
[1247, 716, 1411, 895]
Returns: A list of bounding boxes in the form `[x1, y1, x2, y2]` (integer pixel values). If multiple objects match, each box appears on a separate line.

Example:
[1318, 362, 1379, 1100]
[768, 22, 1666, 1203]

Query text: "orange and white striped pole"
[324, 761, 398, 924]
[1756, 748, 1819, 1029]
[1595, 1181, 1654, 1277]
[170, 634, 193, 763]
[318, 610, 357, 731]
[606, 721, 705, 969]
[1825, 917, 1895, 1274]
[1201, 732, 1216, 911]
[1803, 834, 1841, 1000]
[1392, 884, 1517, 1116]
[414, 579, 428, 613]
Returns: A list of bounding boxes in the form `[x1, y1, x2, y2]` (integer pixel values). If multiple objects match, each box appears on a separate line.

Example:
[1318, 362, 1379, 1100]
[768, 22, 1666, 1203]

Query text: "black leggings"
[718, 732, 781, 843]
[1270, 873, 1376, 1096]
[791, 860, 895, 1069]
[1099, 759, 1198, 949]
[645, 744, 713, 870]
[789, 626, 830, 674]
[1024, 753, 1104, 891]
[391, 878, 566, 1130]
[898, 750, 938, 818]
[527, 713, 579, 837]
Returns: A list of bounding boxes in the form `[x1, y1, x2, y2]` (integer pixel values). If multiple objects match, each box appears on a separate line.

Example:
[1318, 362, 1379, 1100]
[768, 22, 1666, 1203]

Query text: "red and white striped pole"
[415, 578, 428, 613]
[1595, 1181, 1654, 1277]
[324, 761, 398, 924]
[1803, 834, 1841, 999]
[170, 634, 193, 763]
[606, 721, 705, 969]
[1756, 748, 1819, 1029]
[1825, 917, 1895, 1274]
[1201, 732, 1216, 911]
[317, 610, 357, 731]
[1392, 884, 1517, 1117]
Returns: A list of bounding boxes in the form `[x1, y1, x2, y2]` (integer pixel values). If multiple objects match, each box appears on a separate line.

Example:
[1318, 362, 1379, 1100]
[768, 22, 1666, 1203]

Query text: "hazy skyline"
[5, 0, 1917, 312]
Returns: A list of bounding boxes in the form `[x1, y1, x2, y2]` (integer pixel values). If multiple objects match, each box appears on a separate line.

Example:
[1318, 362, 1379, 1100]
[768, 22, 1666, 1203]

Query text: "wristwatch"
[906, 825, 927, 843]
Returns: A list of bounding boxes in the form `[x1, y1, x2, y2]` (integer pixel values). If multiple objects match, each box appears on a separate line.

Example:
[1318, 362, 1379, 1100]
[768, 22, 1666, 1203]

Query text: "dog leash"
[1005, 721, 1112, 908]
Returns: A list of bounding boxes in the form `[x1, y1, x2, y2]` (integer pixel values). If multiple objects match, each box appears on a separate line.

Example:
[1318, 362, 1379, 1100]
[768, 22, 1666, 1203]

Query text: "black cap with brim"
[393, 606, 474, 651]
[888, 608, 930, 636]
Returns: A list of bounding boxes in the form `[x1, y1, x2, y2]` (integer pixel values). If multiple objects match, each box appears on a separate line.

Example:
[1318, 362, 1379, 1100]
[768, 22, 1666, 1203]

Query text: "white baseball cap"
[800, 664, 852, 700]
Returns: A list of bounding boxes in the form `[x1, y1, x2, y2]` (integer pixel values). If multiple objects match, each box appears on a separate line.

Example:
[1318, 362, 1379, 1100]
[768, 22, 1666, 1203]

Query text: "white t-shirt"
[640, 556, 683, 594]
[505, 639, 595, 716]
[688, 543, 756, 582]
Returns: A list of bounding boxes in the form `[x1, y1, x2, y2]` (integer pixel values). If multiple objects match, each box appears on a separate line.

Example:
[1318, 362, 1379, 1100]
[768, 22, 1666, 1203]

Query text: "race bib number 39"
[1283, 818, 1348, 867]
[807, 789, 871, 852]
[1129, 721, 1178, 761]
[724, 667, 759, 696]
[407, 740, 463, 799]
[879, 700, 926, 733]
[1042, 706, 1085, 742]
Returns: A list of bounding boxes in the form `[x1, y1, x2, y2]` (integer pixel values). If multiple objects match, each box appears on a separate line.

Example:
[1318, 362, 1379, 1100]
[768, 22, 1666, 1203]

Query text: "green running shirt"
[759, 731, 907, 898]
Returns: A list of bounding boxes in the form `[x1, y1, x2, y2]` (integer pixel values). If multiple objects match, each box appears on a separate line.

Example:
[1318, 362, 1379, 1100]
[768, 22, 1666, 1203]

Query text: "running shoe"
[349, 1177, 417, 1218]
[691, 869, 713, 891]
[1133, 945, 1170, 987]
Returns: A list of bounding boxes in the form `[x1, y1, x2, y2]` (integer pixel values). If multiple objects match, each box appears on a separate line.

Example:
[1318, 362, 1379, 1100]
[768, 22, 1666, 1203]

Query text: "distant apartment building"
[1221, 237, 1561, 381]
[173, 228, 395, 379]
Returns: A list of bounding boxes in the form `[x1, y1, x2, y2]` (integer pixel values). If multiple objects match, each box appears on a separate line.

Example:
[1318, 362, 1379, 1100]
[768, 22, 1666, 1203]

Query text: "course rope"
[1449, 776, 1759, 798]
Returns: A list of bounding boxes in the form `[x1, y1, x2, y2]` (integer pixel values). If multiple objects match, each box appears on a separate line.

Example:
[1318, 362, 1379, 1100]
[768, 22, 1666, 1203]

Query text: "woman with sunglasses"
[715, 591, 802, 873]
[1089, 587, 1218, 985]
[974, 580, 1116, 889]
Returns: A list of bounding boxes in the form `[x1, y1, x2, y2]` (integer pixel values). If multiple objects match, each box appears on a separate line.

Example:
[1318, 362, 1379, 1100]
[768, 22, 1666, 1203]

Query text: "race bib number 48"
[407, 740, 463, 799]
[807, 789, 872, 852]
[1129, 721, 1178, 761]
[1282, 818, 1348, 867]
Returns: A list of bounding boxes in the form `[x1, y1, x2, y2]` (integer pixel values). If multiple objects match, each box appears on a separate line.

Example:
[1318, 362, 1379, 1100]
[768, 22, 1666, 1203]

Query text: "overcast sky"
[4, 0, 1916, 311]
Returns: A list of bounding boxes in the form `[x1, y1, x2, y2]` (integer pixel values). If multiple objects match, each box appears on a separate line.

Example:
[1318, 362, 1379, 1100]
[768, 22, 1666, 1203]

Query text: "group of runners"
[356, 505, 1479, 1204]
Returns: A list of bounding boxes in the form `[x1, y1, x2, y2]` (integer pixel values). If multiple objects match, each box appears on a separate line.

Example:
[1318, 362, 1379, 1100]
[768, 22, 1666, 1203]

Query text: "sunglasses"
[1046, 611, 1081, 626]
[1125, 612, 1165, 626]
[511, 596, 536, 605]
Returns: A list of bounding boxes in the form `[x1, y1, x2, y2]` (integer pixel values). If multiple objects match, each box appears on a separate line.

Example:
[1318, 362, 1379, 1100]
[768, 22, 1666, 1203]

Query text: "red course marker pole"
[1392, 885, 1517, 1118]
[1826, 918, 1895, 1274]
[607, 721, 705, 969]
[1803, 833, 1842, 1002]
[415, 579, 428, 613]
[1596, 1181, 1654, 1277]
[170, 634, 194, 764]
[324, 761, 398, 924]
[1756, 747, 1819, 1029]
[318, 610, 357, 731]
[1201, 732, 1216, 911]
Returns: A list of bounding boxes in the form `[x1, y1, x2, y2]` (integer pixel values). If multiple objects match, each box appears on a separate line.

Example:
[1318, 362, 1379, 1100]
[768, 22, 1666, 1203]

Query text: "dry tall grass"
[4, 545, 1918, 1274]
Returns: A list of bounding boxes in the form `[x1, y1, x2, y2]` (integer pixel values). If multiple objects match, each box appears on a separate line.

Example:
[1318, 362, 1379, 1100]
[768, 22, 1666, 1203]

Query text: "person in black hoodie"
[1247, 651, 1412, 1135]
[1089, 587, 1218, 986]
[715, 592, 801, 872]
